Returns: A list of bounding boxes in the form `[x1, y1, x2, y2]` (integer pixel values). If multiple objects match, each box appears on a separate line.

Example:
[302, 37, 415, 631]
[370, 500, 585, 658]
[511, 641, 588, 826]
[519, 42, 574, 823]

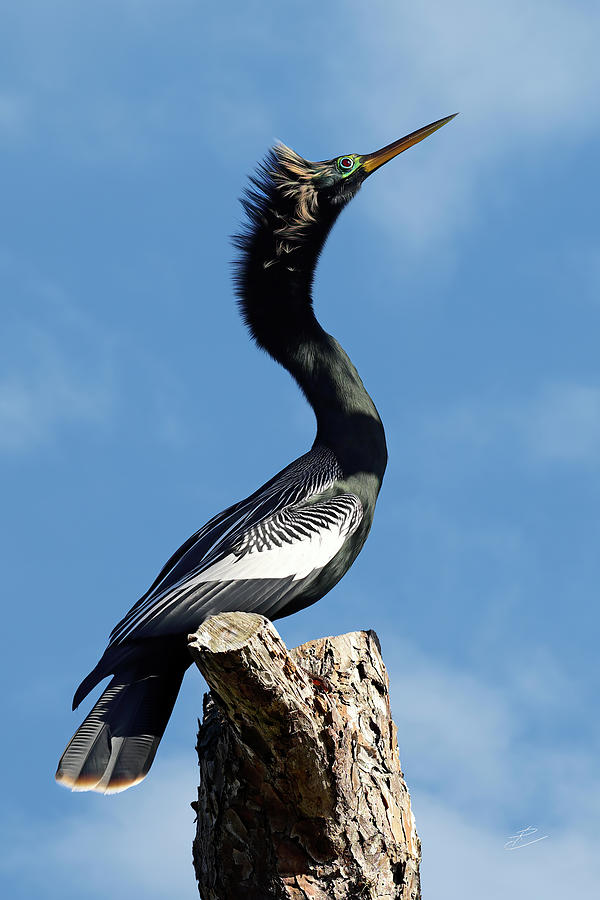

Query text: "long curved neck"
[234, 146, 387, 481]
[238, 239, 387, 480]
[287, 320, 388, 481]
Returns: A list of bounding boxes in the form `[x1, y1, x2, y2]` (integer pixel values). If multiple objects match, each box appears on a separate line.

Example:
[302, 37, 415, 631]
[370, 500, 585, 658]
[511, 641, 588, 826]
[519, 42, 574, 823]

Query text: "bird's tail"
[55, 657, 187, 794]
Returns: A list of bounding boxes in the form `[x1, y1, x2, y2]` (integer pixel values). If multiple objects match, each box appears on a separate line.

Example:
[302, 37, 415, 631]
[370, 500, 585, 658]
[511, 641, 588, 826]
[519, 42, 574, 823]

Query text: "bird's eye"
[337, 156, 358, 176]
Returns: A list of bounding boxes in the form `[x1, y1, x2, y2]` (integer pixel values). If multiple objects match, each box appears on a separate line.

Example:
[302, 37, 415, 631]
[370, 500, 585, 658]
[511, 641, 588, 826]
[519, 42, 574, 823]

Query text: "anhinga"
[56, 114, 456, 793]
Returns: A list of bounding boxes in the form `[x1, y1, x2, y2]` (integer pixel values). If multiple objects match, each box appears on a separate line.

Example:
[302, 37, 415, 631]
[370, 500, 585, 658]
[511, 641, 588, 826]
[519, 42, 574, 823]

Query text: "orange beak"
[361, 113, 458, 175]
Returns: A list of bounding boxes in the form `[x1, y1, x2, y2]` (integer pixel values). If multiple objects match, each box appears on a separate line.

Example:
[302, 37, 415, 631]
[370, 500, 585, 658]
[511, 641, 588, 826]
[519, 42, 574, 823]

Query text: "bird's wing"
[108, 445, 358, 645]
[110, 493, 362, 642]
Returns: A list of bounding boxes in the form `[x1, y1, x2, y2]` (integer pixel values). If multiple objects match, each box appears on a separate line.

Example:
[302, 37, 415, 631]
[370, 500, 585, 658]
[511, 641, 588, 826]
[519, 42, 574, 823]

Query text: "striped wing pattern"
[108, 446, 361, 645]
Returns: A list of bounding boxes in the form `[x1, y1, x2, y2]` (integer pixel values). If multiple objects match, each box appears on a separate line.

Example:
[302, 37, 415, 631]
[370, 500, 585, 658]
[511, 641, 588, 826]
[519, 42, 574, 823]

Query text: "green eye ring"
[336, 155, 359, 177]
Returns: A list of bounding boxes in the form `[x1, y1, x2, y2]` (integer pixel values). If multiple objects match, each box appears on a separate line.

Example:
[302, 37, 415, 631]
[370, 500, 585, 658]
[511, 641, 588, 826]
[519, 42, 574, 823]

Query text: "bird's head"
[235, 114, 457, 300]
[302, 113, 457, 208]
[262, 114, 457, 238]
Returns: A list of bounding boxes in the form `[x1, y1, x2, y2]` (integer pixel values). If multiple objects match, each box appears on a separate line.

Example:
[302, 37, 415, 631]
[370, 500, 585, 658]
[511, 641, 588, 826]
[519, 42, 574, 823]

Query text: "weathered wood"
[189, 612, 420, 900]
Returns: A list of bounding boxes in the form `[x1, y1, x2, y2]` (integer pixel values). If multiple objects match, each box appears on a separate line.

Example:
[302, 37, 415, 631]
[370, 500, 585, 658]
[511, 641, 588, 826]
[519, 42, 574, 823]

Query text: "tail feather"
[72, 644, 139, 711]
[56, 663, 186, 793]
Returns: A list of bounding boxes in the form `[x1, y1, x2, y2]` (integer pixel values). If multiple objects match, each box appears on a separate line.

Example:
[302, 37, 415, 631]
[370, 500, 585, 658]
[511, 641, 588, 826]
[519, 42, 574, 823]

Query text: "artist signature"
[504, 825, 549, 850]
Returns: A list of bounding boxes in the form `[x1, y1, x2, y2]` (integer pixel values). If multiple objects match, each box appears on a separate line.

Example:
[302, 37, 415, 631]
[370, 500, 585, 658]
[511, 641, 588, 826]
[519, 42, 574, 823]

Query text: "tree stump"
[189, 612, 420, 900]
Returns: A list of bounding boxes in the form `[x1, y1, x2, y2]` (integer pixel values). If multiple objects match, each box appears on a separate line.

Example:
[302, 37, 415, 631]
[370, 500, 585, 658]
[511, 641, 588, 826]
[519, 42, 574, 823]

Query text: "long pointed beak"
[361, 113, 458, 175]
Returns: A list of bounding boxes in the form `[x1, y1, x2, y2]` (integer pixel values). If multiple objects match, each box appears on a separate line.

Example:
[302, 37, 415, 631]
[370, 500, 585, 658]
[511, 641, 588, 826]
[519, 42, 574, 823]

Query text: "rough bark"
[189, 612, 420, 900]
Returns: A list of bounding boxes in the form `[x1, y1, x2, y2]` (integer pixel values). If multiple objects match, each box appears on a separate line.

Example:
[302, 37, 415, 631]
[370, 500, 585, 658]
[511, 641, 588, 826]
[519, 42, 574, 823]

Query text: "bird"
[56, 113, 456, 794]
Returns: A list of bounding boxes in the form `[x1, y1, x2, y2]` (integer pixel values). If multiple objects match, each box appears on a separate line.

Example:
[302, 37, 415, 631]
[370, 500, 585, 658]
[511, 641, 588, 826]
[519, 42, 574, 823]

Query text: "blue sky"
[1, 1, 599, 896]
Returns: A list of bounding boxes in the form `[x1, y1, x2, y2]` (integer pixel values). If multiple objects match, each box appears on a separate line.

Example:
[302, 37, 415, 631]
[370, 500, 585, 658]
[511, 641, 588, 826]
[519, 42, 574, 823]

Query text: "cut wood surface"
[189, 612, 420, 900]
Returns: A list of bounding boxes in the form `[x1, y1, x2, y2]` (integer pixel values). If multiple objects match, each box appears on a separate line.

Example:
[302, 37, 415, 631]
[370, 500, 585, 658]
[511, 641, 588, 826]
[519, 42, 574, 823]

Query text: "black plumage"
[56, 115, 456, 793]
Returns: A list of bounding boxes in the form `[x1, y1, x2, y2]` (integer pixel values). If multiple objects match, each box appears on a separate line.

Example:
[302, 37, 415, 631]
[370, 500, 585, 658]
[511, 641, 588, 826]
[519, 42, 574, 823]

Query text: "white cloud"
[0, 351, 112, 452]
[385, 638, 600, 897]
[6, 0, 599, 188]
[3, 0, 597, 253]
[389, 641, 542, 814]
[354, 0, 600, 246]
[424, 381, 600, 466]
[0, 315, 114, 452]
[0, 261, 193, 453]
[1, 756, 199, 900]
[389, 643, 513, 806]
[0, 1, 273, 166]
[417, 794, 600, 900]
